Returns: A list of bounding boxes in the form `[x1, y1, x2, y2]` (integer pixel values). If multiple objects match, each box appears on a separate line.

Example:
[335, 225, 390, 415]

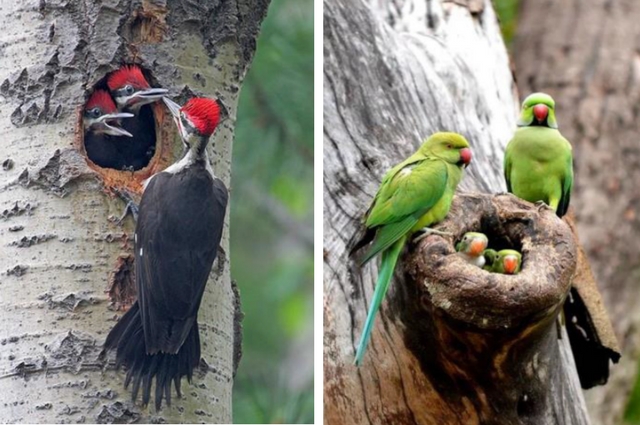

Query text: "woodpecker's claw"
[110, 189, 140, 225]
[412, 227, 453, 243]
[115, 201, 139, 225]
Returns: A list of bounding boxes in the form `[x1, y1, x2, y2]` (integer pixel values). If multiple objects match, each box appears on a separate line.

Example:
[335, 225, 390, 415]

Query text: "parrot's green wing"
[504, 143, 513, 193]
[364, 154, 427, 219]
[366, 158, 448, 227]
[557, 155, 573, 217]
[360, 159, 448, 264]
[359, 218, 416, 265]
[349, 154, 428, 256]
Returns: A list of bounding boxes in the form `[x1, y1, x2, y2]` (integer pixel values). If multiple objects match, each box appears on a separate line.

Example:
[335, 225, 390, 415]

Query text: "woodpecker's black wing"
[135, 162, 228, 355]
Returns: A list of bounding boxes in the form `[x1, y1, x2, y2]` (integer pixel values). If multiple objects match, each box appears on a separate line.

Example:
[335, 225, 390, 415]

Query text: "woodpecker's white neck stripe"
[143, 144, 215, 190]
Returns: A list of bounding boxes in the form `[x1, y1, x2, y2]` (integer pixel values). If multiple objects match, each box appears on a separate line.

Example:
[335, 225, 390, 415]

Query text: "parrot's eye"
[446, 144, 452, 149]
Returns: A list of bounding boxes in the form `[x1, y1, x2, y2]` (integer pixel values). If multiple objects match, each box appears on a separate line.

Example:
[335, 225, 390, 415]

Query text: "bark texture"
[324, 0, 590, 423]
[0, 0, 269, 422]
[514, 1, 640, 423]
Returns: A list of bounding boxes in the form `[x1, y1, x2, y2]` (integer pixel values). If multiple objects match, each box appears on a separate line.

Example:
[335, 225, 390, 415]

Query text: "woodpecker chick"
[104, 96, 228, 410]
[84, 90, 134, 167]
[106, 65, 168, 170]
[84, 90, 133, 137]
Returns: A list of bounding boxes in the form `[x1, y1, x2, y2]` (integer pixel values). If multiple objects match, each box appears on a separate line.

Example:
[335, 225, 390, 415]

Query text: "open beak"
[127, 87, 169, 107]
[503, 256, 519, 274]
[163, 97, 182, 119]
[469, 239, 487, 257]
[93, 112, 134, 137]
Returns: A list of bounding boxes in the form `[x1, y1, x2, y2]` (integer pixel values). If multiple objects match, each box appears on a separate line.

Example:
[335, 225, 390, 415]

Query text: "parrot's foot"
[413, 227, 453, 243]
[534, 200, 554, 214]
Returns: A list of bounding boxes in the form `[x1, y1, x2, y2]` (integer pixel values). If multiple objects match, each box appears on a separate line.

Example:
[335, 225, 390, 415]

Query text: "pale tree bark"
[324, 0, 591, 423]
[0, 0, 269, 423]
[514, 1, 640, 424]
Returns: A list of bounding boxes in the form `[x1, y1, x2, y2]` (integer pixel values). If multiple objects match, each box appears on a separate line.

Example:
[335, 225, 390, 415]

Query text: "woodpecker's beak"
[126, 88, 169, 107]
[163, 97, 189, 141]
[163, 97, 182, 120]
[91, 112, 134, 137]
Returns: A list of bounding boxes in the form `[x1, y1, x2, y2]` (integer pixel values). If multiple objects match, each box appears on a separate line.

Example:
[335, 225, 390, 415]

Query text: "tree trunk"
[514, 1, 640, 424]
[0, 0, 268, 422]
[323, 0, 590, 423]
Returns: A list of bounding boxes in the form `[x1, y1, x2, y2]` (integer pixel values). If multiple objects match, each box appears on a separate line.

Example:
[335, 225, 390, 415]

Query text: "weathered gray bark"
[514, 1, 640, 424]
[0, 0, 269, 422]
[324, 0, 590, 423]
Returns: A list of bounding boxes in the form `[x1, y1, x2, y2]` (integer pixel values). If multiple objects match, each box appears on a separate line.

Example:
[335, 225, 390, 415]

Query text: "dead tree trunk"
[323, 0, 590, 423]
[514, 1, 640, 424]
[0, 0, 268, 422]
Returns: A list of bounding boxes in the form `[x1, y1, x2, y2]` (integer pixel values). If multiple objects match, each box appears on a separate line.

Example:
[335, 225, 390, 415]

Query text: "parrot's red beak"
[459, 148, 472, 166]
[533, 104, 548, 123]
[469, 239, 487, 256]
[503, 256, 518, 274]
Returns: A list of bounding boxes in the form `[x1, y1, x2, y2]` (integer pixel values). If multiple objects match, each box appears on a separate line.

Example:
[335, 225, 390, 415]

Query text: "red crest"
[107, 65, 150, 90]
[86, 90, 117, 112]
[181, 98, 221, 136]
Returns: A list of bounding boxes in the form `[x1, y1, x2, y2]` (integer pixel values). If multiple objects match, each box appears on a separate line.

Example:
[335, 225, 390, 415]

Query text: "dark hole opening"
[82, 65, 163, 172]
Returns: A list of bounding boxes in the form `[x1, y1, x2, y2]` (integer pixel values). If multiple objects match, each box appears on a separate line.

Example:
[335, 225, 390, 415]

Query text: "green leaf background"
[231, 0, 314, 422]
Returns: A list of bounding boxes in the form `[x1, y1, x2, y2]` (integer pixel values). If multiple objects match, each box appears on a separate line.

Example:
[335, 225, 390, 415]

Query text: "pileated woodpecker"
[84, 90, 134, 164]
[104, 96, 228, 409]
[106, 65, 167, 170]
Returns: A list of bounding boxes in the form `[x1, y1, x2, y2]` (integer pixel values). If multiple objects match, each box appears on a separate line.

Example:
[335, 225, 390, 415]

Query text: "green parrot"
[504, 93, 573, 217]
[351, 132, 472, 366]
[488, 249, 522, 275]
[482, 248, 498, 271]
[456, 232, 489, 268]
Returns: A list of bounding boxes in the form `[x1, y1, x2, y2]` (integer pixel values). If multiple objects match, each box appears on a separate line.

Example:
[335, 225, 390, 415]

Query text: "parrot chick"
[482, 249, 498, 271]
[455, 232, 489, 268]
[491, 249, 522, 275]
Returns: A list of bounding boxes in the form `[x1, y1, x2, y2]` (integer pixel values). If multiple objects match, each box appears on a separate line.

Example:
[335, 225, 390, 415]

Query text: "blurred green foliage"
[626, 363, 640, 424]
[623, 269, 640, 423]
[493, 0, 520, 46]
[230, 0, 314, 422]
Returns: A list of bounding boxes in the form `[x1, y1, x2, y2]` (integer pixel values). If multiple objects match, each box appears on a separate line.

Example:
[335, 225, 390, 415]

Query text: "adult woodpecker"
[106, 65, 168, 170]
[83, 90, 134, 165]
[104, 96, 228, 409]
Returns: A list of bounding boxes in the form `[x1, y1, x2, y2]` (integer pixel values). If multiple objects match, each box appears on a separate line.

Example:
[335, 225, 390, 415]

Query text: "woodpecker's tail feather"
[104, 302, 201, 409]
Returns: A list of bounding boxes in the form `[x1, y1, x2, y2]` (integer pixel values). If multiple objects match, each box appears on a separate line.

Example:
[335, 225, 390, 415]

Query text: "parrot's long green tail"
[354, 236, 406, 366]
